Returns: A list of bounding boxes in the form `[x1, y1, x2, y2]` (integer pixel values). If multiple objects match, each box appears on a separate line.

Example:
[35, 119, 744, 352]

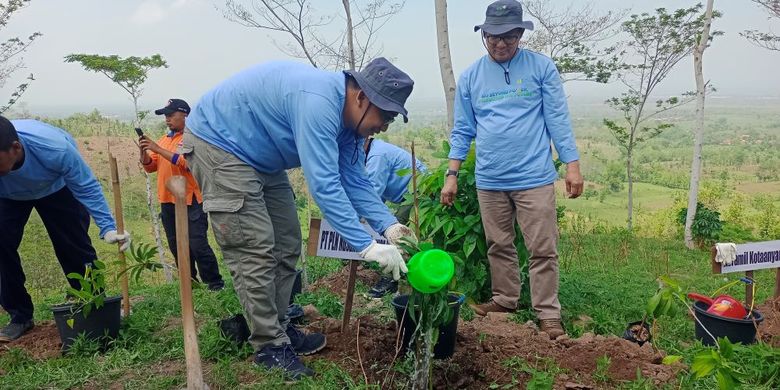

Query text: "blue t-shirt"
[187, 61, 396, 251]
[365, 139, 427, 204]
[449, 49, 580, 190]
[0, 119, 117, 237]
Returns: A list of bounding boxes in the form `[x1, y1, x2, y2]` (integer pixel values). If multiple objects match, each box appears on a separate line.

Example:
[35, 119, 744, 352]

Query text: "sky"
[2, 0, 779, 118]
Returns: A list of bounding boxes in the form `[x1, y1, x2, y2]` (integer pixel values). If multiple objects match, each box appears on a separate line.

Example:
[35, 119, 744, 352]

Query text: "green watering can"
[406, 249, 455, 293]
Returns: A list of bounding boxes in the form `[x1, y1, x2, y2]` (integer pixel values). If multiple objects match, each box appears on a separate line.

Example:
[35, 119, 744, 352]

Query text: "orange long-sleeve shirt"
[142, 131, 202, 205]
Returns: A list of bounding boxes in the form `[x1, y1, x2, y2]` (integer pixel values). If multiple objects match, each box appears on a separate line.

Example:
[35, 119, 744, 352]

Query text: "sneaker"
[469, 300, 514, 316]
[286, 323, 326, 356]
[0, 320, 34, 342]
[366, 276, 398, 299]
[539, 319, 566, 339]
[207, 282, 225, 292]
[254, 343, 314, 381]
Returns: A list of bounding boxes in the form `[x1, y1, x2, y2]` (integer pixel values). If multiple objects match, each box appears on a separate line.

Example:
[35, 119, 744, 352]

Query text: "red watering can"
[687, 293, 747, 319]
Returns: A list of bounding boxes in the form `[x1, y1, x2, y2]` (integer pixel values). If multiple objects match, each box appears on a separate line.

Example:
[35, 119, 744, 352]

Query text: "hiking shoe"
[286, 323, 326, 356]
[366, 276, 398, 299]
[207, 282, 225, 292]
[254, 343, 314, 381]
[470, 300, 514, 316]
[0, 320, 34, 342]
[540, 319, 566, 339]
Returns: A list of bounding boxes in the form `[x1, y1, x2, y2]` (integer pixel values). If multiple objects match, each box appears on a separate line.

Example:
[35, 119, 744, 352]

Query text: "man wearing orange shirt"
[139, 99, 225, 291]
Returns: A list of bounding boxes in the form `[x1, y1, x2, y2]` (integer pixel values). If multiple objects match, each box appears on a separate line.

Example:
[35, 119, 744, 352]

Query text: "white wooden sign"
[307, 218, 388, 260]
[719, 240, 780, 274]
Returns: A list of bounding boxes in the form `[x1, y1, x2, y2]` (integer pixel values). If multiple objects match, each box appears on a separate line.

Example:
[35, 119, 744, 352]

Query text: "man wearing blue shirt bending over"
[363, 138, 427, 299]
[181, 57, 416, 380]
[0, 117, 130, 342]
[440, 0, 583, 340]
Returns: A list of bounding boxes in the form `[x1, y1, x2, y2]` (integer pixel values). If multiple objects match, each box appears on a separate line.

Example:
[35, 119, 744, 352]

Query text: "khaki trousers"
[477, 184, 561, 320]
[181, 130, 301, 350]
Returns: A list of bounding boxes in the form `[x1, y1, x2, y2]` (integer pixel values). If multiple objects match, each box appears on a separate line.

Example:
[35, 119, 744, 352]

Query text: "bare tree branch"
[525, 1, 628, 83]
[0, 0, 41, 113]
[219, 0, 404, 70]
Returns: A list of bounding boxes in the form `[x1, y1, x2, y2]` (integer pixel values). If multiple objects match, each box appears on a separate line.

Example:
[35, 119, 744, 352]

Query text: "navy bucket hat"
[474, 0, 535, 35]
[344, 57, 414, 123]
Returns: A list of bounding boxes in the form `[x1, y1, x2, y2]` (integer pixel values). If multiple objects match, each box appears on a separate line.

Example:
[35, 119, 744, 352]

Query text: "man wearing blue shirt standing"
[363, 138, 427, 299]
[440, 0, 583, 340]
[0, 117, 130, 342]
[181, 58, 415, 379]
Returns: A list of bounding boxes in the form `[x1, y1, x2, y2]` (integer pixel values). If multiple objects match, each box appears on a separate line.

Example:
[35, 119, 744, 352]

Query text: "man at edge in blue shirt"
[363, 138, 427, 299]
[181, 58, 416, 380]
[0, 117, 131, 342]
[440, 0, 584, 340]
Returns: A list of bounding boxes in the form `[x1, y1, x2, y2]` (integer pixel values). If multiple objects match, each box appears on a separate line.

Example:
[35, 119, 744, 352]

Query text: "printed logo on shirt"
[478, 81, 536, 104]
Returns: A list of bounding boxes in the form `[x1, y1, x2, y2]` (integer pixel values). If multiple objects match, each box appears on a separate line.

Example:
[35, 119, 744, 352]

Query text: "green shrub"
[677, 202, 723, 247]
[401, 142, 528, 302]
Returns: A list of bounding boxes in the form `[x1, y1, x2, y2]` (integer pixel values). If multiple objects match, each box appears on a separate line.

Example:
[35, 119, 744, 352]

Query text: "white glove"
[384, 223, 416, 246]
[360, 241, 408, 281]
[103, 230, 131, 252]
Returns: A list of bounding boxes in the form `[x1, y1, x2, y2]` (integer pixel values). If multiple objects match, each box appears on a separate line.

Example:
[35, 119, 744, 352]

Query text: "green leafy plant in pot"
[393, 238, 464, 389]
[51, 259, 122, 352]
[51, 242, 162, 351]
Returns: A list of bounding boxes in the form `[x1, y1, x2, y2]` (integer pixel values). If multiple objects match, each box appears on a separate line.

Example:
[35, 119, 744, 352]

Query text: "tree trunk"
[134, 97, 171, 282]
[626, 150, 634, 231]
[434, 0, 456, 131]
[342, 0, 357, 70]
[684, 0, 715, 249]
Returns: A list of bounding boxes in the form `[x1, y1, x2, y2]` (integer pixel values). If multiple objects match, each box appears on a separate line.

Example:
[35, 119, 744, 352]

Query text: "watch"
[445, 169, 459, 178]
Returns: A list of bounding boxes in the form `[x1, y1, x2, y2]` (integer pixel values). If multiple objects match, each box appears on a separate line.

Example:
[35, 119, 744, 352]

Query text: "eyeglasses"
[378, 108, 398, 125]
[484, 33, 521, 45]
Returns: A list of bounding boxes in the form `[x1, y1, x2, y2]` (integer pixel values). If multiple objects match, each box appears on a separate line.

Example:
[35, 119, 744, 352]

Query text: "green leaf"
[715, 368, 736, 390]
[691, 352, 717, 378]
[396, 168, 411, 177]
[464, 235, 477, 258]
[646, 293, 662, 317]
[66, 319, 75, 329]
[662, 355, 682, 365]
[718, 338, 734, 359]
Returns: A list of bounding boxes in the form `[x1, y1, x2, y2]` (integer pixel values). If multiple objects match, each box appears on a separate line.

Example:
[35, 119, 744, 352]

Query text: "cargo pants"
[181, 130, 300, 351]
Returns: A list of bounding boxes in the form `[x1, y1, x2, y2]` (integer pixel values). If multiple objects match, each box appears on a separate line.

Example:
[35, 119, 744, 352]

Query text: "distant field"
[557, 182, 681, 225]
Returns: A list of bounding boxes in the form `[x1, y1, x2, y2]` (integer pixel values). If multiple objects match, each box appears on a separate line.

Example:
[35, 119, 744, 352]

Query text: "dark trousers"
[0, 187, 97, 323]
[159, 198, 223, 287]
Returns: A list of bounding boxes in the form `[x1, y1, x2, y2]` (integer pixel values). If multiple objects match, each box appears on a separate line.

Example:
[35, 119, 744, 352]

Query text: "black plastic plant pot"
[693, 301, 764, 346]
[391, 293, 465, 360]
[623, 320, 652, 346]
[51, 295, 122, 351]
[219, 313, 250, 345]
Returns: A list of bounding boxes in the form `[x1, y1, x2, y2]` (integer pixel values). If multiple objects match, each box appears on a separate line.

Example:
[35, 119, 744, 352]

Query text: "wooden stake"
[411, 141, 420, 238]
[775, 268, 780, 299]
[109, 155, 130, 317]
[165, 176, 206, 390]
[342, 260, 359, 333]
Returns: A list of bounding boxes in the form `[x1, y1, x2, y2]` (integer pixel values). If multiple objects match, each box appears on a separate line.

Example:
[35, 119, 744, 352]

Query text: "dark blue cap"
[474, 0, 534, 35]
[154, 98, 190, 115]
[344, 57, 414, 123]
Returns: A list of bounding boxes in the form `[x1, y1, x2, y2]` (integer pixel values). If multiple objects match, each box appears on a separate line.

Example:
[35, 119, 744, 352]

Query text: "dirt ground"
[0, 321, 62, 361]
[308, 264, 381, 296]
[756, 297, 780, 347]
[76, 136, 143, 182]
[307, 312, 680, 389]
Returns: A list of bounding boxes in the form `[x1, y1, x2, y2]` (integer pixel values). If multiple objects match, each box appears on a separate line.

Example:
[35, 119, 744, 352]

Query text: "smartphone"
[135, 127, 144, 137]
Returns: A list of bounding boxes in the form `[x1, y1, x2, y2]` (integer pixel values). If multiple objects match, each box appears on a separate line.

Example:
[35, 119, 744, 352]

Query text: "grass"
[3, 117, 779, 388]
[559, 182, 680, 225]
